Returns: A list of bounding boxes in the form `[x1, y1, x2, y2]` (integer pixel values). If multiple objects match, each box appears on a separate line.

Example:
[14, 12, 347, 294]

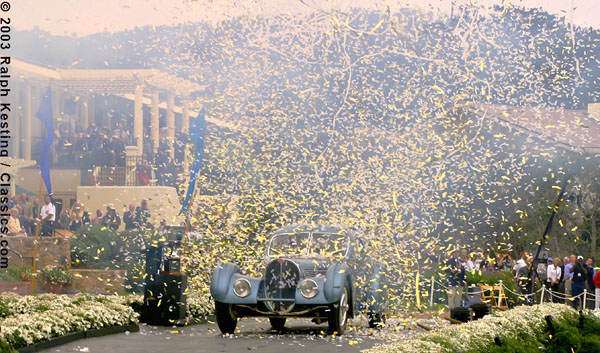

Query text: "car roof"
[269, 224, 356, 239]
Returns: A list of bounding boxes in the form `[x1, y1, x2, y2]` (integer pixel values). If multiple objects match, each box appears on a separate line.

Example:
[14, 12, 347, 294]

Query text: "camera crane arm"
[528, 175, 570, 296]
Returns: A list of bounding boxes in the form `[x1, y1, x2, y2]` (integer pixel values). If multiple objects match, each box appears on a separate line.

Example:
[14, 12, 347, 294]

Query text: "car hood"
[267, 258, 332, 276]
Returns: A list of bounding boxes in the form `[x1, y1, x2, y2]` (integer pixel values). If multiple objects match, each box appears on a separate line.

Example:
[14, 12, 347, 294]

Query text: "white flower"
[363, 303, 575, 353]
[0, 293, 139, 349]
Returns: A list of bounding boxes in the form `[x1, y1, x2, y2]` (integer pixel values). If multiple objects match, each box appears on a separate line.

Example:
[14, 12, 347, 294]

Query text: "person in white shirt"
[513, 252, 529, 278]
[460, 249, 475, 272]
[39, 195, 55, 236]
[546, 258, 562, 302]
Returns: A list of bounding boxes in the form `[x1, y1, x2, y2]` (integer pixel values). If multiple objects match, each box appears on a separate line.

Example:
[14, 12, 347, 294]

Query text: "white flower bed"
[186, 290, 213, 319]
[0, 293, 139, 349]
[586, 307, 600, 321]
[364, 304, 576, 353]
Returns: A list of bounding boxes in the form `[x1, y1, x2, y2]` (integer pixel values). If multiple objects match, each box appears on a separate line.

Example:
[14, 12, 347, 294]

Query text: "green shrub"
[543, 313, 600, 353]
[70, 225, 162, 293]
[0, 266, 32, 282]
[70, 225, 126, 269]
[547, 327, 582, 353]
[0, 298, 9, 318]
[581, 335, 600, 353]
[580, 315, 600, 336]
[465, 270, 521, 306]
[0, 338, 15, 353]
[485, 335, 540, 353]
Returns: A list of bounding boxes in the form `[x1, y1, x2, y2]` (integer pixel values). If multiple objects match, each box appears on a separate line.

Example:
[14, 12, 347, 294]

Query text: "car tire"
[328, 281, 350, 335]
[215, 301, 237, 334]
[269, 317, 286, 331]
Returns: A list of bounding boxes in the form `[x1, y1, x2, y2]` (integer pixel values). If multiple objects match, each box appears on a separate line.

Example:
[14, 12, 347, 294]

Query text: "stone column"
[52, 89, 61, 122]
[125, 145, 138, 185]
[11, 82, 20, 158]
[182, 99, 190, 135]
[87, 95, 95, 126]
[589, 103, 600, 121]
[134, 85, 143, 156]
[23, 83, 32, 160]
[151, 89, 159, 153]
[79, 96, 89, 130]
[166, 93, 175, 158]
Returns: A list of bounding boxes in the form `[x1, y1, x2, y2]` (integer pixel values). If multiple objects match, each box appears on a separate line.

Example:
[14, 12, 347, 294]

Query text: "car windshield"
[310, 232, 348, 257]
[268, 233, 311, 256]
[268, 232, 349, 258]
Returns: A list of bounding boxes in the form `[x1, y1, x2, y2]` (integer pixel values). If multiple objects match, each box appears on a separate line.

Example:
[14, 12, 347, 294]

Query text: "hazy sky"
[13, 0, 600, 36]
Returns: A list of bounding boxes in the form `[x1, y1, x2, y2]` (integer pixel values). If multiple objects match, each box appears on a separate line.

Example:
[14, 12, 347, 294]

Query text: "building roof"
[12, 58, 206, 97]
[475, 104, 600, 154]
[12, 58, 240, 130]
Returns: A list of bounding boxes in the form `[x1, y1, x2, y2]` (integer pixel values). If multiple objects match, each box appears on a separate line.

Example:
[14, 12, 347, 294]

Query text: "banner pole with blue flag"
[31, 86, 55, 295]
[36, 86, 55, 201]
[180, 107, 206, 262]
[179, 107, 206, 215]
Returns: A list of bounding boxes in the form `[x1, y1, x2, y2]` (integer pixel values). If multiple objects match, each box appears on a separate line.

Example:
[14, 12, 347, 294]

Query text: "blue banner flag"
[36, 87, 55, 202]
[179, 107, 206, 215]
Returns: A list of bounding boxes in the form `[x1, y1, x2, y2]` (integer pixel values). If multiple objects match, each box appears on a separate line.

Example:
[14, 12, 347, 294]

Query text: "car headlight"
[300, 279, 318, 298]
[233, 278, 251, 297]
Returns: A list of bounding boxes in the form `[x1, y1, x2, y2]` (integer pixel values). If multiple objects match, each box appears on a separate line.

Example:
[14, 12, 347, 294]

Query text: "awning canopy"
[475, 103, 600, 154]
[13, 58, 207, 97]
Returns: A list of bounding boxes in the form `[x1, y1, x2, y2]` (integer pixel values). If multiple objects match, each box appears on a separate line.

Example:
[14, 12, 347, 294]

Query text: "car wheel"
[368, 313, 383, 328]
[328, 281, 349, 335]
[215, 301, 237, 334]
[269, 317, 286, 331]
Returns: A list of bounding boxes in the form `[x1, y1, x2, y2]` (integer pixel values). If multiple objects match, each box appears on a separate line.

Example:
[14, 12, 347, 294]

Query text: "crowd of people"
[446, 249, 600, 310]
[54, 122, 129, 169]
[3, 191, 152, 237]
[50, 121, 189, 189]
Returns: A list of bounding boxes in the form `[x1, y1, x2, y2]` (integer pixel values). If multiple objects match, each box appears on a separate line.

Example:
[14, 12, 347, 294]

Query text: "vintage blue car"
[210, 224, 387, 335]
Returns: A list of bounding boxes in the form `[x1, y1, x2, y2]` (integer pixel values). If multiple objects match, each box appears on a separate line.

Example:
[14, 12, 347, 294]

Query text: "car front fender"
[324, 262, 350, 303]
[210, 262, 241, 302]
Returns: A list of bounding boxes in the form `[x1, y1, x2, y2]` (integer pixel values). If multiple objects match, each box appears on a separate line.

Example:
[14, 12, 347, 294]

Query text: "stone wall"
[16, 168, 80, 201]
[0, 282, 31, 295]
[4, 236, 71, 269]
[3, 237, 132, 295]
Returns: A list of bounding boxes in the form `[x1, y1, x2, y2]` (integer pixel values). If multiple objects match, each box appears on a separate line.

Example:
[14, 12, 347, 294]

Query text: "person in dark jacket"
[123, 204, 137, 230]
[445, 250, 465, 309]
[135, 199, 151, 228]
[101, 204, 121, 231]
[570, 256, 588, 309]
[586, 258, 596, 309]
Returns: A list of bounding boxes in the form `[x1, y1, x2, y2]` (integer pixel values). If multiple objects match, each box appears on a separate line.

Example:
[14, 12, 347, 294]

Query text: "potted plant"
[40, 265, 72, 294]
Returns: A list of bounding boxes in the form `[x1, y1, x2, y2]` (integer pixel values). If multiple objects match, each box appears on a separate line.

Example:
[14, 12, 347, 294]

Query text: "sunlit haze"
[14, 0, 600, 36]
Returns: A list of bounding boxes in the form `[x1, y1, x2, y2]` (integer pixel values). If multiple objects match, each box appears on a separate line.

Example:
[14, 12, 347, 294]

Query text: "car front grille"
[264, 259, 300, 313]
[303, 269, 327, 278]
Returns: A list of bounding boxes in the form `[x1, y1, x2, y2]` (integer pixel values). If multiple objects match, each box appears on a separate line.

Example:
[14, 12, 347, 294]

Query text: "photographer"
[569, 256, 588, 309]
[445, 249, 465, 309]
[516, 255, 533, 305]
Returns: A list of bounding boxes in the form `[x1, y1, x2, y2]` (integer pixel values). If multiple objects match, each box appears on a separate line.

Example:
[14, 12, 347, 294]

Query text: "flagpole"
[31, 86, 55, 296]
[181, 197, 192, 269]
[31, 177, 44, 295]
[181, 164, 198, 268]
[182, 136, 193, 258]
[178, 106, 205, 274]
